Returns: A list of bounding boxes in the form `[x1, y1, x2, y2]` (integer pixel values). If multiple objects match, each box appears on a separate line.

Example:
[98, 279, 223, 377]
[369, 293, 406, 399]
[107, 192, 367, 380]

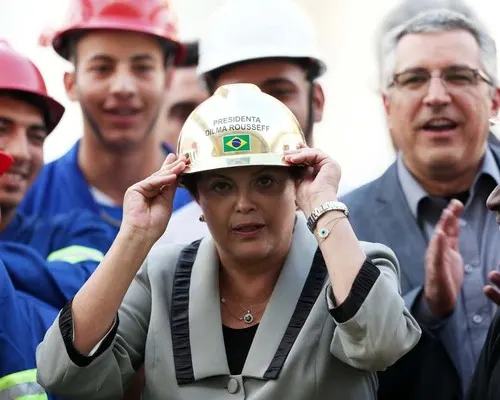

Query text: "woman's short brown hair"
[180, 166, 305, 199]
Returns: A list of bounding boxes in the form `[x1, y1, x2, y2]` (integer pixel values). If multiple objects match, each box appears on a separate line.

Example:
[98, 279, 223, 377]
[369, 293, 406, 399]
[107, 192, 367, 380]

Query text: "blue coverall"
[20, 140, 193, 239]
[0, 209, 113, 399]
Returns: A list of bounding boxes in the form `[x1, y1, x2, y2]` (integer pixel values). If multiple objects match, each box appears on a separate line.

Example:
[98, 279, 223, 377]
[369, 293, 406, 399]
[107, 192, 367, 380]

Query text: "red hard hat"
[52, 0, 184, 64]
[0, 151, 14, 175]
[0, 41, 65, 134]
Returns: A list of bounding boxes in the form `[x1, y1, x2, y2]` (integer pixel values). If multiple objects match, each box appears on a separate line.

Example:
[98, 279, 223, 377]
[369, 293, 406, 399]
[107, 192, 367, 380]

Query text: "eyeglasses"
[390, 66, 493, 92]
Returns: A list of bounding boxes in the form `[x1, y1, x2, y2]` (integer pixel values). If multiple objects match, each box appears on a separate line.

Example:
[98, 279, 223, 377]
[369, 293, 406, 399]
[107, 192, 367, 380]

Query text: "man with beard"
[20, 0, 192, 238]
[0, 40, 111, 307]
[0, 41, 112, 400]
[0, 148, 59, 400]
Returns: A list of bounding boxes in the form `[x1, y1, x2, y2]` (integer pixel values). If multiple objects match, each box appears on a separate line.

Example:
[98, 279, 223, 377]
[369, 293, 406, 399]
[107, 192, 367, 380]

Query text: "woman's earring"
[199, 215, 205, 223]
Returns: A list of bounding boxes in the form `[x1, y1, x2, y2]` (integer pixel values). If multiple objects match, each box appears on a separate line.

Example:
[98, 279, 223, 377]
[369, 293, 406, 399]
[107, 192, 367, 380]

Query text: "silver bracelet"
[306, 201, 349, 233]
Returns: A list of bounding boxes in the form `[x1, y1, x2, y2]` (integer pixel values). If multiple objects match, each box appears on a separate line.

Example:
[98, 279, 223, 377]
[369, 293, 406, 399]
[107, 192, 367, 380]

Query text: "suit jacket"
[36, 215, 421, 400]
[340, 134, 500, 400]
[341, 133, 500, 297]
[467, 309, 500, 400]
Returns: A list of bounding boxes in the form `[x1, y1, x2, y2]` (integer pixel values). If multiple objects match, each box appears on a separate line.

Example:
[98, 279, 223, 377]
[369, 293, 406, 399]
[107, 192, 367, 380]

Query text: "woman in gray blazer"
[36, 84, 421, 400]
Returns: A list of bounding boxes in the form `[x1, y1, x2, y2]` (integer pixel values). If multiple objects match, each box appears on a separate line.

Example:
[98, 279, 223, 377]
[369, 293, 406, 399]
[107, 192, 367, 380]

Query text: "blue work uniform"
[0, 209, 111, 399]
[0, 258, 59, 399]
[20, 140, 193, 238]
[0, 210, 112, 309]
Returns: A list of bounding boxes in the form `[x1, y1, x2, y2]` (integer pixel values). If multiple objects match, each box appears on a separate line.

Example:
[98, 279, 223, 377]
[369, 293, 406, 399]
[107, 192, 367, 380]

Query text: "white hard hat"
[197, 0, 327, 81]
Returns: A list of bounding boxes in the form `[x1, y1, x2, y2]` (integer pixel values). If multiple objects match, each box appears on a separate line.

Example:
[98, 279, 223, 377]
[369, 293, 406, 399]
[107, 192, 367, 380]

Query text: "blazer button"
[227, 377, 239, 394]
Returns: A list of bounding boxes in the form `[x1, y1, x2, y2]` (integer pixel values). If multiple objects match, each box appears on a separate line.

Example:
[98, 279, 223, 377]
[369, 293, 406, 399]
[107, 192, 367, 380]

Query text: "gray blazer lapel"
[189, 237, 230, 380]
[242, 214, 318, 378]
[373, 164, 427, 292]
[182, 215, 322, 381]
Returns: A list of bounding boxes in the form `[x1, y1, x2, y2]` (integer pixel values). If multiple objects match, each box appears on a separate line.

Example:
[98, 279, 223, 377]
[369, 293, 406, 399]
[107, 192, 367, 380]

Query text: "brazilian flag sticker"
[223, 134, 251, 152]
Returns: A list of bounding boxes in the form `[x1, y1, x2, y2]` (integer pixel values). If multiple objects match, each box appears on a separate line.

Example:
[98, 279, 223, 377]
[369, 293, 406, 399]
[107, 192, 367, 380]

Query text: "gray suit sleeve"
[36, 258, 153, 400]
[328, 242, 422, 372]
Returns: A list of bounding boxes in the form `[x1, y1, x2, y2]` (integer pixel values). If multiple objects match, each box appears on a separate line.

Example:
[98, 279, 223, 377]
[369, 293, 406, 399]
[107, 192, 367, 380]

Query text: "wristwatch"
[306, 201, 349, 233]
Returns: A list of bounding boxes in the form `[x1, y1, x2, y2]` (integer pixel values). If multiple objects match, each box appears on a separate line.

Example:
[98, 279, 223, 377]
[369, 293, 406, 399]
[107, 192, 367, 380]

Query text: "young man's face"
[65, 30, 172, 152]
[0, 95, 46, 208]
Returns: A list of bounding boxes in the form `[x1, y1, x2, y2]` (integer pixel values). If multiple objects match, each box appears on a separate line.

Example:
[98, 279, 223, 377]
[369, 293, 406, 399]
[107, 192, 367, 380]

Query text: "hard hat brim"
[0, 88, 65, 134]
[198, 49, 327, 79]
[52, 22, 185, 65]
[181, 153, 296, 175]
[38, 94, 66, 133]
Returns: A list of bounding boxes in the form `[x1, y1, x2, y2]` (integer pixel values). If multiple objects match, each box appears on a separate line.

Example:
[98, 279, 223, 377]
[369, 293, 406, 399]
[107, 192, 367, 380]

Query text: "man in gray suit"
[342, 6, 500, 395]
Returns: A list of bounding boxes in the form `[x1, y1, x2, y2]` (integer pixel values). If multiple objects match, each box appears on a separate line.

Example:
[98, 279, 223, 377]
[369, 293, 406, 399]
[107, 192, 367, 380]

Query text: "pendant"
[243, 312, 254, 324]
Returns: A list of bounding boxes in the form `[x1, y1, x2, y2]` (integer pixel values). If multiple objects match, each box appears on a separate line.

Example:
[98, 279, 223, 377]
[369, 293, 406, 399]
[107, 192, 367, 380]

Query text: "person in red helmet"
[0, 38, 112, 284]
[0, 40, 112, 306]
[0, 41, 113, 400]
[20, 0, 193, 237]
[0, 39, 64, 210]
[0, 147, 93, 400]
[0, 148, 56, 400]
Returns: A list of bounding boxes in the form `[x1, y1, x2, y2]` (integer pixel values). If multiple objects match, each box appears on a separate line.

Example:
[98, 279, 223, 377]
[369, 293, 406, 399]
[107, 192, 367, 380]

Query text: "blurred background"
[0, 0, 499, 189]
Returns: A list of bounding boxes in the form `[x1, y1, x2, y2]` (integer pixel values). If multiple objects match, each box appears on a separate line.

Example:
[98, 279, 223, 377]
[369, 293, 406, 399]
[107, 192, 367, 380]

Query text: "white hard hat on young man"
[197, 0, 327, 84]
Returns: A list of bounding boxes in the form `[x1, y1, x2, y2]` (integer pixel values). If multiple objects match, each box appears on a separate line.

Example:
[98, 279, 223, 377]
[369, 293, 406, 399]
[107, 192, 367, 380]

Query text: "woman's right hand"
[121, 153, 188, 242]
[69, 154, 187, 356]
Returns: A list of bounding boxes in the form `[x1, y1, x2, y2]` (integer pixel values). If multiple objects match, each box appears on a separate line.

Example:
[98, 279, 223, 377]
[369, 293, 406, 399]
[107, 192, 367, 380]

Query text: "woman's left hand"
[283, 144, 341, 216]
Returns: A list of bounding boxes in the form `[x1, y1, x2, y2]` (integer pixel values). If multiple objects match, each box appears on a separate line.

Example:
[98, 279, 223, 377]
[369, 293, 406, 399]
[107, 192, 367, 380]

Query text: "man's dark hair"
[179, 41, 199, 68]
[180, 166, 305, 199]
[68, 34, 188, 69]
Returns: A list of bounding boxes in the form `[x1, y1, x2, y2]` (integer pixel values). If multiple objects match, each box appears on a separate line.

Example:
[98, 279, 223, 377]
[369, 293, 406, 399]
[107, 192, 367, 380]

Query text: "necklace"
[220, 297, 267, 324]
